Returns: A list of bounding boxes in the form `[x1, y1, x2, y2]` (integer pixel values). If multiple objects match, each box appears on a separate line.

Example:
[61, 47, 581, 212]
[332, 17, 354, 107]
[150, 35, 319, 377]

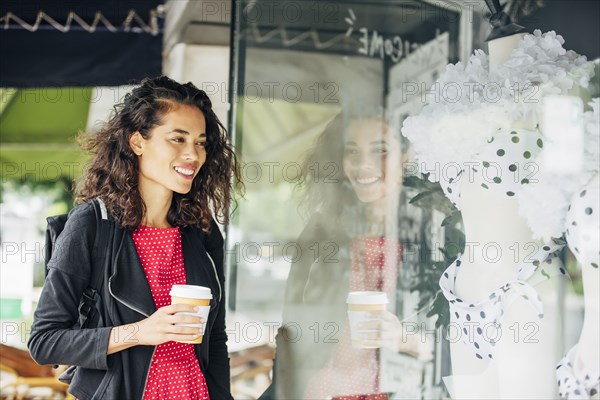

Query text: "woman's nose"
[356, 152, 374, 167]
[183, 142, 200, 161]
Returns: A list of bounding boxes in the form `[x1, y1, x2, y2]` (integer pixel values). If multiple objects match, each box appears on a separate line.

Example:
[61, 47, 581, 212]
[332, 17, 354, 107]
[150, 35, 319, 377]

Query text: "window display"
[401, 2, 597, 398]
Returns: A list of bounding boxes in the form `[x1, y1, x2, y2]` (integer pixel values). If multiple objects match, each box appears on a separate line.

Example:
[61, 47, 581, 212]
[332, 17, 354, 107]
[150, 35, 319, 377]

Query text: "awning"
[0, 87, 91, 180]
[0, 1, 163, 87]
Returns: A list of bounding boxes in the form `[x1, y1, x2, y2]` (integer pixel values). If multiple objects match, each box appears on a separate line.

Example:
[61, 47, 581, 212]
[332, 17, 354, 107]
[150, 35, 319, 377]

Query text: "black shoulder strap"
[79, 198, 110, 328]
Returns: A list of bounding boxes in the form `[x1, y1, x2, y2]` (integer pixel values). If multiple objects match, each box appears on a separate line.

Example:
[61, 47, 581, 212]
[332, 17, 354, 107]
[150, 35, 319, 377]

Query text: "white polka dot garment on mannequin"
[556, 346, 600, 399]
[132, 226, 210, 400]
[557, 174, 600, 399]
[439, 239, 567, 362]
[566, 175, 600, 270]
[440, 129, 544, 210]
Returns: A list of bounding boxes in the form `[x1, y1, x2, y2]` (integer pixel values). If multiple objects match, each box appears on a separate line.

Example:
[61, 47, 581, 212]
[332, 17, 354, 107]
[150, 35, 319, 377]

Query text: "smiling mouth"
[354, 176, 381, 185]
[174, 166, 195, 178]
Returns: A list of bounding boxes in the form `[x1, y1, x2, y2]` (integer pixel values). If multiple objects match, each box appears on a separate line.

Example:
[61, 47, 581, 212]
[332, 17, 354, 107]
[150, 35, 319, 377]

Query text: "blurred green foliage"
[404, 174, 465, 329]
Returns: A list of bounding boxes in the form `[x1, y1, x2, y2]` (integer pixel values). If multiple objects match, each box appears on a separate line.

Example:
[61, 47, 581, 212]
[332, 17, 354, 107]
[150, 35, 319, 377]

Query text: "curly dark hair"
[76, 76, 243, 232]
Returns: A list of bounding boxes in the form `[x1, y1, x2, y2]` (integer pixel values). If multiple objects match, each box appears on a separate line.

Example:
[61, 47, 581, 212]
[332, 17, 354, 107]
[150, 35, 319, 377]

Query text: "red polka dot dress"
[132, 225, 210, 400]
[306, 237, 401, 400]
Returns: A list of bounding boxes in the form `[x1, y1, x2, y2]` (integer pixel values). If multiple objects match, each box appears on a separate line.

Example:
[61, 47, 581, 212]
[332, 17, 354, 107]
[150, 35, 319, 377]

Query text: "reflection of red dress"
[132, 226, 210, 400]
[306, 237, 402, 400]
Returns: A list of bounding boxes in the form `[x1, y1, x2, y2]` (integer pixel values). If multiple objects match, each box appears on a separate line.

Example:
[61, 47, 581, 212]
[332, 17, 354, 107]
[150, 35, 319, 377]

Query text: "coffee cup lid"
[346, 291, 388, 305]
[170, 284, 212, 299]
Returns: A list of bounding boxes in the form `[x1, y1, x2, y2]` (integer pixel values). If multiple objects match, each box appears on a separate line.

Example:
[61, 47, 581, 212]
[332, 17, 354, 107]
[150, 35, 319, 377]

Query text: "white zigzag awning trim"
[0, 9, 161, 35]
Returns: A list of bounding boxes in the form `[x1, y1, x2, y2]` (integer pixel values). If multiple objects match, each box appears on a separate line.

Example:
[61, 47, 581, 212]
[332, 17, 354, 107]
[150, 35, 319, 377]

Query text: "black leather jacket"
[28, 201, 232, 400]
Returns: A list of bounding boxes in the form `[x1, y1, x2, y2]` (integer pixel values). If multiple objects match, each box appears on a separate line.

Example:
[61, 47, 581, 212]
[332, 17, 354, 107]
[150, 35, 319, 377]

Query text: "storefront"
[228, 1, 463, 397]
[1, 0, 599, 398]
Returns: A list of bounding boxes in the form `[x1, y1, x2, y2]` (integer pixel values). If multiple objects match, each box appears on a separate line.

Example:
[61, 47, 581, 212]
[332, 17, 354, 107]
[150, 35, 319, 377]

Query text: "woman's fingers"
[352, 311, 424, 354]
[136, 304, 208, 346]
[357, 319, 382, 330]
[356, 329, 395, 341]
[158, 323, 203, 340]
[358, 315, 398, 332]
[168, 325, 203, 335]
[164, 314, 204, 325]
[371, 310, 402, 327]
[160, 303, 199, 315]
[353, 311, 407, 350]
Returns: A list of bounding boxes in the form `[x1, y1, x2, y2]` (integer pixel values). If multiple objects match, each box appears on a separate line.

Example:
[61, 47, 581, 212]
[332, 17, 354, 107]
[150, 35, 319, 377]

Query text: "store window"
[228, 1, 463, 397]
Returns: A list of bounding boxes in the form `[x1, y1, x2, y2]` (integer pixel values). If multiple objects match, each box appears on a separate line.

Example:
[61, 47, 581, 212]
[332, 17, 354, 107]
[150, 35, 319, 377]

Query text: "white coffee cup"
[346, 291, 388, 349]
[169, 284, 212, 344]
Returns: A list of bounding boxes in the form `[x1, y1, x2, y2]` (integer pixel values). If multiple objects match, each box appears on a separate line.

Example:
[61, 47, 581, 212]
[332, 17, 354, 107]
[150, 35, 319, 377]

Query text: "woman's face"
[130, 104, 207, 198]
[342, 118, 402, 204]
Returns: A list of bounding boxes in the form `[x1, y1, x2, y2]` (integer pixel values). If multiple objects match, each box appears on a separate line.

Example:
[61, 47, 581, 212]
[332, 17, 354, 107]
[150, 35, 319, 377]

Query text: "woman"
[28, 76, 241, 400]
[269, 110, 411, 399]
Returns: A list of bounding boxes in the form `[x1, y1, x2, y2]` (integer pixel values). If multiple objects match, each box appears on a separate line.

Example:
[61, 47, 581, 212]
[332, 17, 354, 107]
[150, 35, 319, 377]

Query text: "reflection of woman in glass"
[268, 110, 412, 399]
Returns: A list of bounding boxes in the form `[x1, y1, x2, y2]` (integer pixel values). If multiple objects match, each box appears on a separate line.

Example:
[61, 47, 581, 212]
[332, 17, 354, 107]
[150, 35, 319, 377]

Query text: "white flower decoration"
[401, 31, 597, 241]
[402, 30, 596, 183]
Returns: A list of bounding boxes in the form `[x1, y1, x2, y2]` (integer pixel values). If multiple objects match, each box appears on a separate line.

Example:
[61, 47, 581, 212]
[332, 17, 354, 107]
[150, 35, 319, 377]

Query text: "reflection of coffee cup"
[169, 284, 212, 344]
[346, 291, 388, 349]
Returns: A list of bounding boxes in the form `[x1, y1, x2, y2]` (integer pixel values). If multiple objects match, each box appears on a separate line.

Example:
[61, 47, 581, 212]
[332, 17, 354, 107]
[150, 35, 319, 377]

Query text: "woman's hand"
[134, 304, 205, 346]
[107, 304, 204, 354]
[355, 310, 421, 356]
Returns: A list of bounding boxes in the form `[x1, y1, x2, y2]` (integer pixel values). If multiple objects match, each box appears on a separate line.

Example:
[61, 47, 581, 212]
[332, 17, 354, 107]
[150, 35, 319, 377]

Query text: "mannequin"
[573, 173, 600, 391]
[570, 175, 600, 396]
[558, 174, 600, 398]
[400, 3, 596, 397]
[445, 31, 566, 399]
[487, 33, 524, 68]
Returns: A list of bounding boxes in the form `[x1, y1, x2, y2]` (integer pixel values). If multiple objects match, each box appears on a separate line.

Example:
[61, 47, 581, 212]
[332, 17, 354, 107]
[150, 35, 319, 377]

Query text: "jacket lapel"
[181, 228, 219, 371]
[109, 227, 219, 319]
[181, 229, 219, 294]
[109, 231, 156, 317]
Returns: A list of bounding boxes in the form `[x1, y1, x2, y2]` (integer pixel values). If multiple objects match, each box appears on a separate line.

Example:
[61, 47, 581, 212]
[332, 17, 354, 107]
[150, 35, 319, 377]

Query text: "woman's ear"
[129, 131, 144, 156]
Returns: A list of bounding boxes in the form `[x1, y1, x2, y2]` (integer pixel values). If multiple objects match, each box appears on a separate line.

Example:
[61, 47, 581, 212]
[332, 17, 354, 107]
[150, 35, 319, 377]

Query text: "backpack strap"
[78, 198, 110, 328]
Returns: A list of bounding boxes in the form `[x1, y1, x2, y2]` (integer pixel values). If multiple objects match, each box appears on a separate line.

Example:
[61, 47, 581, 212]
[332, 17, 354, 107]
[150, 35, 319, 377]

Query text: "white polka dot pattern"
[132, 226, 210, 400]
[566, 174, 600, 270]
[556, 346, 600, 399]
[441, 129, 543, 210]
[439, 239, 566, 362]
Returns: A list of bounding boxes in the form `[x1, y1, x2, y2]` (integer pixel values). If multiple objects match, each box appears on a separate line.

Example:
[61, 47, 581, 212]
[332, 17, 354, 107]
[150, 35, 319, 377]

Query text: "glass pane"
[229, 1, 462, 397]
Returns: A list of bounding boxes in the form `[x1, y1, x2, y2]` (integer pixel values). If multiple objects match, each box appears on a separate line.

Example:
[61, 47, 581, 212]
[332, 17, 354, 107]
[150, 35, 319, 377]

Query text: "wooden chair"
[0, 376, 73, 400]
[230, 344, 275, 399]
[0, 364, 18, 400]
[0, 345, 53, 378]
[0, 345, 73, 400]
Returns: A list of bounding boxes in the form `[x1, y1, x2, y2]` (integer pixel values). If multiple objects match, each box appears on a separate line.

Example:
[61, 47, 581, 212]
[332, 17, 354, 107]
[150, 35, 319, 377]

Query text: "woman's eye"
[172, 137, 184, 143]
[344, 148, 358, 155]
[374, 147, 388, 154]
[196, 142, 206, 147]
